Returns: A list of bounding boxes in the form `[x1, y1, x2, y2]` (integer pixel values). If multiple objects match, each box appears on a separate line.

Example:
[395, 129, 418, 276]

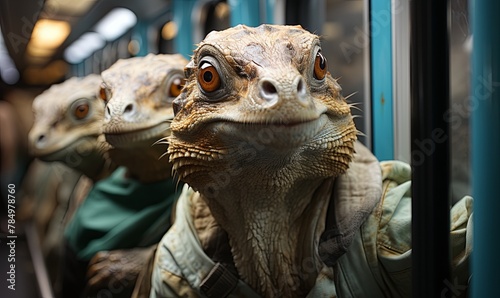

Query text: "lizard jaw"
[203, 113, 333, 151]
[104, 122, 171, 148]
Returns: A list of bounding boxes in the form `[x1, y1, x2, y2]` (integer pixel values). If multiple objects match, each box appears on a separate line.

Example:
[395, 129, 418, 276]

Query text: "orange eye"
[75, 104, 89, 119]
[99, 83, 109, 102]
[169, 77, 186, 97]
[314, 51, 327, 80]
[198, 61, 221, 92]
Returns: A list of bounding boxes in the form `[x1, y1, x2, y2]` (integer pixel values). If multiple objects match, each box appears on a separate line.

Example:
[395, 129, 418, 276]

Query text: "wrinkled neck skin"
[197, 158, 334, 297]
[107, 141, 172, 183]
[40, 136, 114, 183]
[72, 147, 115, 182]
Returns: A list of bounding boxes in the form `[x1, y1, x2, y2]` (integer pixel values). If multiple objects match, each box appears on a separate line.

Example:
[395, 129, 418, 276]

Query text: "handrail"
[25, 221, 55, 298]
[410, 0, 451, 296]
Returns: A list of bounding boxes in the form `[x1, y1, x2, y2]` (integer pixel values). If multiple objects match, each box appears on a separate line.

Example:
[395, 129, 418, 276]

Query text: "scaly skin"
[29, 74, 114, 182]
[101, 53, 189, 183]
[168, 24, 358, 297]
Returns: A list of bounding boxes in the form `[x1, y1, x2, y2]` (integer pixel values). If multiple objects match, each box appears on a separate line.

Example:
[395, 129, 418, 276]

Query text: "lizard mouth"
[104, 122, 171, 148]
[34, 135, 99, 162]
[208, 114, 330, 150]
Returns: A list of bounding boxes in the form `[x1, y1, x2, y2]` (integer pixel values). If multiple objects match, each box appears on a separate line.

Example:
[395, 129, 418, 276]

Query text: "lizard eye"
[99, 83, 111, 103]
[169, 77, 186, 97]
[74, 103, 89, 119]
[198, 61, 221, 93]
[313, 51, 327, 80]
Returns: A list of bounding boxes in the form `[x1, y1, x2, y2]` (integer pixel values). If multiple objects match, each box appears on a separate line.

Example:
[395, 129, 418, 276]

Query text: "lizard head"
[101, 53, 188, 148]
[169, 24, 357, 190]
[28, 74, 111, 180]
[100, 53, 189, 182]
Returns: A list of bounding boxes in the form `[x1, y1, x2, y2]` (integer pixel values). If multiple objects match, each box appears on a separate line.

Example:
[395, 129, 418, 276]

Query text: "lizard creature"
[66, 53, 189, 297]
[29, 74, 114, 182]
[26, 74, 115, 296]
[148, 25, 472, 297]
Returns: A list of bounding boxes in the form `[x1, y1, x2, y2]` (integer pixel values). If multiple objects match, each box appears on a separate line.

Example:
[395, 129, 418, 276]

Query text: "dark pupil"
[318, 55, 326, 69]
[203, 71, 213, 83]
[79, 106, 85, 112]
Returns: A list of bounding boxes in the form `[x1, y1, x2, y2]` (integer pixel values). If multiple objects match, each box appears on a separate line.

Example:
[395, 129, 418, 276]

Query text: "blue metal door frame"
[471, 0, 500, 296]
[173, 0, 275, 58]
[370, 0, 394, 161]
[173, 0, 198, 58]
[229, 0, 275, 26]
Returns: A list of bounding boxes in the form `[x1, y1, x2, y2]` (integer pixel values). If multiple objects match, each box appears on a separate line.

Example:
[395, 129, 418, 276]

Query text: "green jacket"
[65, 167, 182, 260]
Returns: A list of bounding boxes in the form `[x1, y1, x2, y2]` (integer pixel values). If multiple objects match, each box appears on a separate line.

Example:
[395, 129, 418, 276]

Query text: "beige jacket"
[138, 146, 472, 297]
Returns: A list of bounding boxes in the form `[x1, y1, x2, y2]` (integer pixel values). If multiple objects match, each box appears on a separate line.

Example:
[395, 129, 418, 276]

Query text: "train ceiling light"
[24, 18, 71, 66]
[64, 8, 137, 64]
[64, 32, 105, 64]
[29, 19, 71, 50]
[0, 28, 20, 85]
[94, 8, 137, 41]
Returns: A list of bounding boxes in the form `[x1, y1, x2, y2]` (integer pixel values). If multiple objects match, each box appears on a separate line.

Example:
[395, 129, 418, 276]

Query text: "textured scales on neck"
[107, 141, 171, 183]
[168, 24, 357, 297]
[101, 54, 188, 183]
[28, 74, 115, 182]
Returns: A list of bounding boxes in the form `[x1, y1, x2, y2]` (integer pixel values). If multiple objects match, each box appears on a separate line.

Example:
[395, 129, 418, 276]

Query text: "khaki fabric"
[335, 161, 472, 298]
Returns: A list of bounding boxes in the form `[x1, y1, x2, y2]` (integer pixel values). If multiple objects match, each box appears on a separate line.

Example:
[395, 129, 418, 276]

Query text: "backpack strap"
[318, 183, 349, 267]
[200, 262, 239, 298]
[318, 143, 383, 267]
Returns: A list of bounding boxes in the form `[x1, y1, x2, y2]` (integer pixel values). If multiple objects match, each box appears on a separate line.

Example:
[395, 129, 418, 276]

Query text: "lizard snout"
[258, 75, 309, 108]
[104, 100, 137, 123]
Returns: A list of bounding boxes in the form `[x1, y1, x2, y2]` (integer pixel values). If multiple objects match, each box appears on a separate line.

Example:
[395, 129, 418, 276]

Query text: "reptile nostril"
[259, 79, 279, 105]
[37, 134, 45, 144]
[294, 76, 309, 105]
[261, 80, 277, 96]
[297, 78, 306, 95]
[123, 104, 134, 115]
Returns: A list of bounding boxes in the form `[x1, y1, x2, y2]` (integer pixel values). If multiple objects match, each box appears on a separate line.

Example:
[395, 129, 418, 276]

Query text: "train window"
[449, 0, 471, 201]
[68, 31, 133, 77]
[158, 18, 177, 54]
[190, 0, 231, 46]
[203, 1, 231, 36]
